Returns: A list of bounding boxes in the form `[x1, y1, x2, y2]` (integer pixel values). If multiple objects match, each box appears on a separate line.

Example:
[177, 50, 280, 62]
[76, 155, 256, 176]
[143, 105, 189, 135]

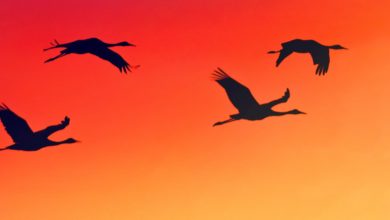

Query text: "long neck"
[37, 139, 65, 147]
[271, 110, 297, 116]
[1, 140, 67, 151]
[327, 45, 341, 49]
[106, 42, 123, 47]
[49, 139, 71, 145]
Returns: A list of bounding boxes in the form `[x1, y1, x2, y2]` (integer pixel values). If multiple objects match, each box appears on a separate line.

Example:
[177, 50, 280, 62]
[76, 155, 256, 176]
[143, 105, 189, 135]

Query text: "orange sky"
[1, 0, 390, 219]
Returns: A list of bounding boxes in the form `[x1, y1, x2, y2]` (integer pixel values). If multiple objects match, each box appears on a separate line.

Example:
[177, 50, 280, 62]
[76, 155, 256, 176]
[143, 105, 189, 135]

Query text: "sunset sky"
[1, 0, 390, 219]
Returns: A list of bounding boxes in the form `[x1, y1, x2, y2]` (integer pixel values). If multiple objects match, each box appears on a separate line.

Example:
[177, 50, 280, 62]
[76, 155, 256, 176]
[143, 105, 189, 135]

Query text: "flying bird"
[212, 68, 305, 126]
[268, 39, 347, 75]
[44, 37, 139, 73]
[0, 104, 78, 151]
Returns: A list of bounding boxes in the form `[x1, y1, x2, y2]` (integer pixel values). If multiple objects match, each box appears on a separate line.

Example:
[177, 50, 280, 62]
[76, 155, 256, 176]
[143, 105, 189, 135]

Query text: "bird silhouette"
[268, 39, 347, 75]
[44, 38, 139, 73]
[0, 104, 78, 151]
[212, 68, 305, 126]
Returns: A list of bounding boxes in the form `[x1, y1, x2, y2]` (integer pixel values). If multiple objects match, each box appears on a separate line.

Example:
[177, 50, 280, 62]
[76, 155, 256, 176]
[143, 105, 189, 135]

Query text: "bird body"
[212, 68, 304, 126]
[0, 104, 78, 151]
[229, 106, 299, 121]
[44, 37, 138, 73]
[4, 139, 74, 151]
[56, 38, 128, 54]
[268, 39, 347, 75]
[280, 39, 325, 53]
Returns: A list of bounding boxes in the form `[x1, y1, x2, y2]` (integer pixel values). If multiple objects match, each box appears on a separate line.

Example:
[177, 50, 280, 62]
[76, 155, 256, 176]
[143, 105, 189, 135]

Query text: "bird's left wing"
[0, 104, 34, 143]
[310, 48, 329, 75]
[89, 47, 131, 73]
[212, 68, 260, 113]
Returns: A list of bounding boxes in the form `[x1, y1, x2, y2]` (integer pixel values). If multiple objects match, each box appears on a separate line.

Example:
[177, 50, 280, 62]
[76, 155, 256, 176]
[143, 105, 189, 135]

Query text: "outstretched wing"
[35, 116, 70, 138]
[276, 49, 293, 67]
[0, 104, 34, 143]
[89, 47, 131, 73]
[274, 40, 300, 67]
[310, 48, 329, 75]
[213, 68, 260, 113]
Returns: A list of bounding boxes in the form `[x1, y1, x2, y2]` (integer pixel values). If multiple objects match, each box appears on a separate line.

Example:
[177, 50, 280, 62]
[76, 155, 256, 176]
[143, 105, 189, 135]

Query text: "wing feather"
[213, 68, 260, 113]
[0, 104, 34, 143]
[89, 47, 131, 73]
[310, 48, 330, 75]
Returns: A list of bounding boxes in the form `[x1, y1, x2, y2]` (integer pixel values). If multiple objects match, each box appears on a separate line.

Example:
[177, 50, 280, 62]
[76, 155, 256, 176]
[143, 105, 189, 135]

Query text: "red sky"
[1, 0, 390, 219]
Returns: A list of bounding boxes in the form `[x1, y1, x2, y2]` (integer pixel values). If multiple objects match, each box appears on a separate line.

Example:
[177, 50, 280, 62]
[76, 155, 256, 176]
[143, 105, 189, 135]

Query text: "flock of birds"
[0, 38, 346, 151]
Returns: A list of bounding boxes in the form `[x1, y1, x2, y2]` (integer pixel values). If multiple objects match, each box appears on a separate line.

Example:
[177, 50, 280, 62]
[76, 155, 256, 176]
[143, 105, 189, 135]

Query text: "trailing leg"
[44, 53, 68, 63]
[213, 118, 238, 127]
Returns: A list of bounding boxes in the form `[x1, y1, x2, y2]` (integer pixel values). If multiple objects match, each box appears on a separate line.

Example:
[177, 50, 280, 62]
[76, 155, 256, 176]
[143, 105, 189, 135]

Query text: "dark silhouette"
[0, 104, 78, 151]
[44, 38, 139, 73]
[212, 68, 305, 126]
[268, 39, 347, 75]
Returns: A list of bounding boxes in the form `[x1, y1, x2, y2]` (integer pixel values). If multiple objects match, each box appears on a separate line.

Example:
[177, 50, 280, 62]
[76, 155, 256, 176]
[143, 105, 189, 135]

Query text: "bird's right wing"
[0, 104, 34, 143]
[90, 47, 131, 73]
[274, 40, 298, 67]
[310, 48, 330, 75]
[213, 68, 260, 112]
[276, 49, 293, 67]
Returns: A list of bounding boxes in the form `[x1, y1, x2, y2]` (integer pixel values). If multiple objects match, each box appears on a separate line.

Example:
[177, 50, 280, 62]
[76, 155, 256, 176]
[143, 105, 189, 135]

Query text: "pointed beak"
[129, 43, 136, 47]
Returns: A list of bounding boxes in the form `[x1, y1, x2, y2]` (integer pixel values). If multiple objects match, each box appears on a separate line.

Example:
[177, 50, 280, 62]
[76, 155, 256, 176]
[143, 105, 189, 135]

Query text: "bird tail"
[267, 50, 281, 54]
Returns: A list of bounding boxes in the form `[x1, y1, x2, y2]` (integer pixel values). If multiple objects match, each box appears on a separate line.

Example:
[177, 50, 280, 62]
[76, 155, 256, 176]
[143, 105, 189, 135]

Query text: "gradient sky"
[1, 0, 390, 219]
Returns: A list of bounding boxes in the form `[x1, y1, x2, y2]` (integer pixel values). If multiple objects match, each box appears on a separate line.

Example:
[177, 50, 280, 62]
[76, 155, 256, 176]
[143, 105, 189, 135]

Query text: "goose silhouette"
[268, 39, 347, 75]
[0, 104, 78, 151]
[213, 68, 305, 126]
[44, 37, 139, 73]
